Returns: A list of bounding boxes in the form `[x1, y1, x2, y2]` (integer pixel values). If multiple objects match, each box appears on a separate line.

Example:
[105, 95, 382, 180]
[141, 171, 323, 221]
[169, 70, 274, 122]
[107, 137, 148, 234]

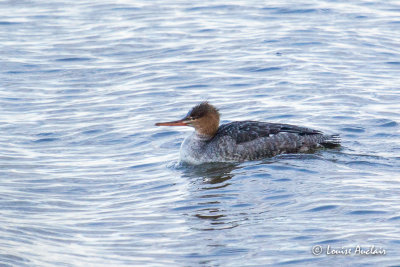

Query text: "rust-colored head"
[155, 101, 220, 137]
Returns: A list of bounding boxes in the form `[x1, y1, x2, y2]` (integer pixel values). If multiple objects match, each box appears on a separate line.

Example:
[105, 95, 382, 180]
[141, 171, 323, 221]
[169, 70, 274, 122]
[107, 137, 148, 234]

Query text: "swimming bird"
[155, 102, 340, 164]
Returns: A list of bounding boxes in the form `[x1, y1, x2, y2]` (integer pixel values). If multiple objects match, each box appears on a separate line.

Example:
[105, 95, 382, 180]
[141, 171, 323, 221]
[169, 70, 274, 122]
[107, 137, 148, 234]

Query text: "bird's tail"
[320, 134, 341, 148]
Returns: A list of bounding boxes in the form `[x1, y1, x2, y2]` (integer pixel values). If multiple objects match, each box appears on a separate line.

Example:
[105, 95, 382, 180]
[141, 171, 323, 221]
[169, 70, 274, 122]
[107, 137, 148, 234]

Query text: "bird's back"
[208, 121, 340, 161]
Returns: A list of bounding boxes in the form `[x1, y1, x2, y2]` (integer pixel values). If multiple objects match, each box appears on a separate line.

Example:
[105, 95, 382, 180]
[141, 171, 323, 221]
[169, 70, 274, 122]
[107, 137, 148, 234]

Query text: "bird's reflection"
[179, 162, 238, 186]
[176, 162, 242, 231]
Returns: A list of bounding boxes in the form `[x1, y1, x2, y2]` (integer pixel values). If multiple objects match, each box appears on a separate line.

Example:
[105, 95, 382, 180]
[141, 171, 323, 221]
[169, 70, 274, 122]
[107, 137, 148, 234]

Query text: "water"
[1, 0, 400, 266]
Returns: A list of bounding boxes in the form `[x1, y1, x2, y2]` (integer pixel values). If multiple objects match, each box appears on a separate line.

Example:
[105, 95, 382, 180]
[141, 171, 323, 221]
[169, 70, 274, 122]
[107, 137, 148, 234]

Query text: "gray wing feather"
[215, 121, 321, 144]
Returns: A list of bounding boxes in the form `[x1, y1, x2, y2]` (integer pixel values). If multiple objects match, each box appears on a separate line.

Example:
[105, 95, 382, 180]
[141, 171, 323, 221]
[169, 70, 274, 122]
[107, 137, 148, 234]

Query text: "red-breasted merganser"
[155, 102, 340, 164]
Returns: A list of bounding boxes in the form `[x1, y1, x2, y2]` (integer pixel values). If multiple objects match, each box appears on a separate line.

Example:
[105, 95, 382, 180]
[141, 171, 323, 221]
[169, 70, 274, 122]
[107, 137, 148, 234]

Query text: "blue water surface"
[1, 0, 400, 266]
